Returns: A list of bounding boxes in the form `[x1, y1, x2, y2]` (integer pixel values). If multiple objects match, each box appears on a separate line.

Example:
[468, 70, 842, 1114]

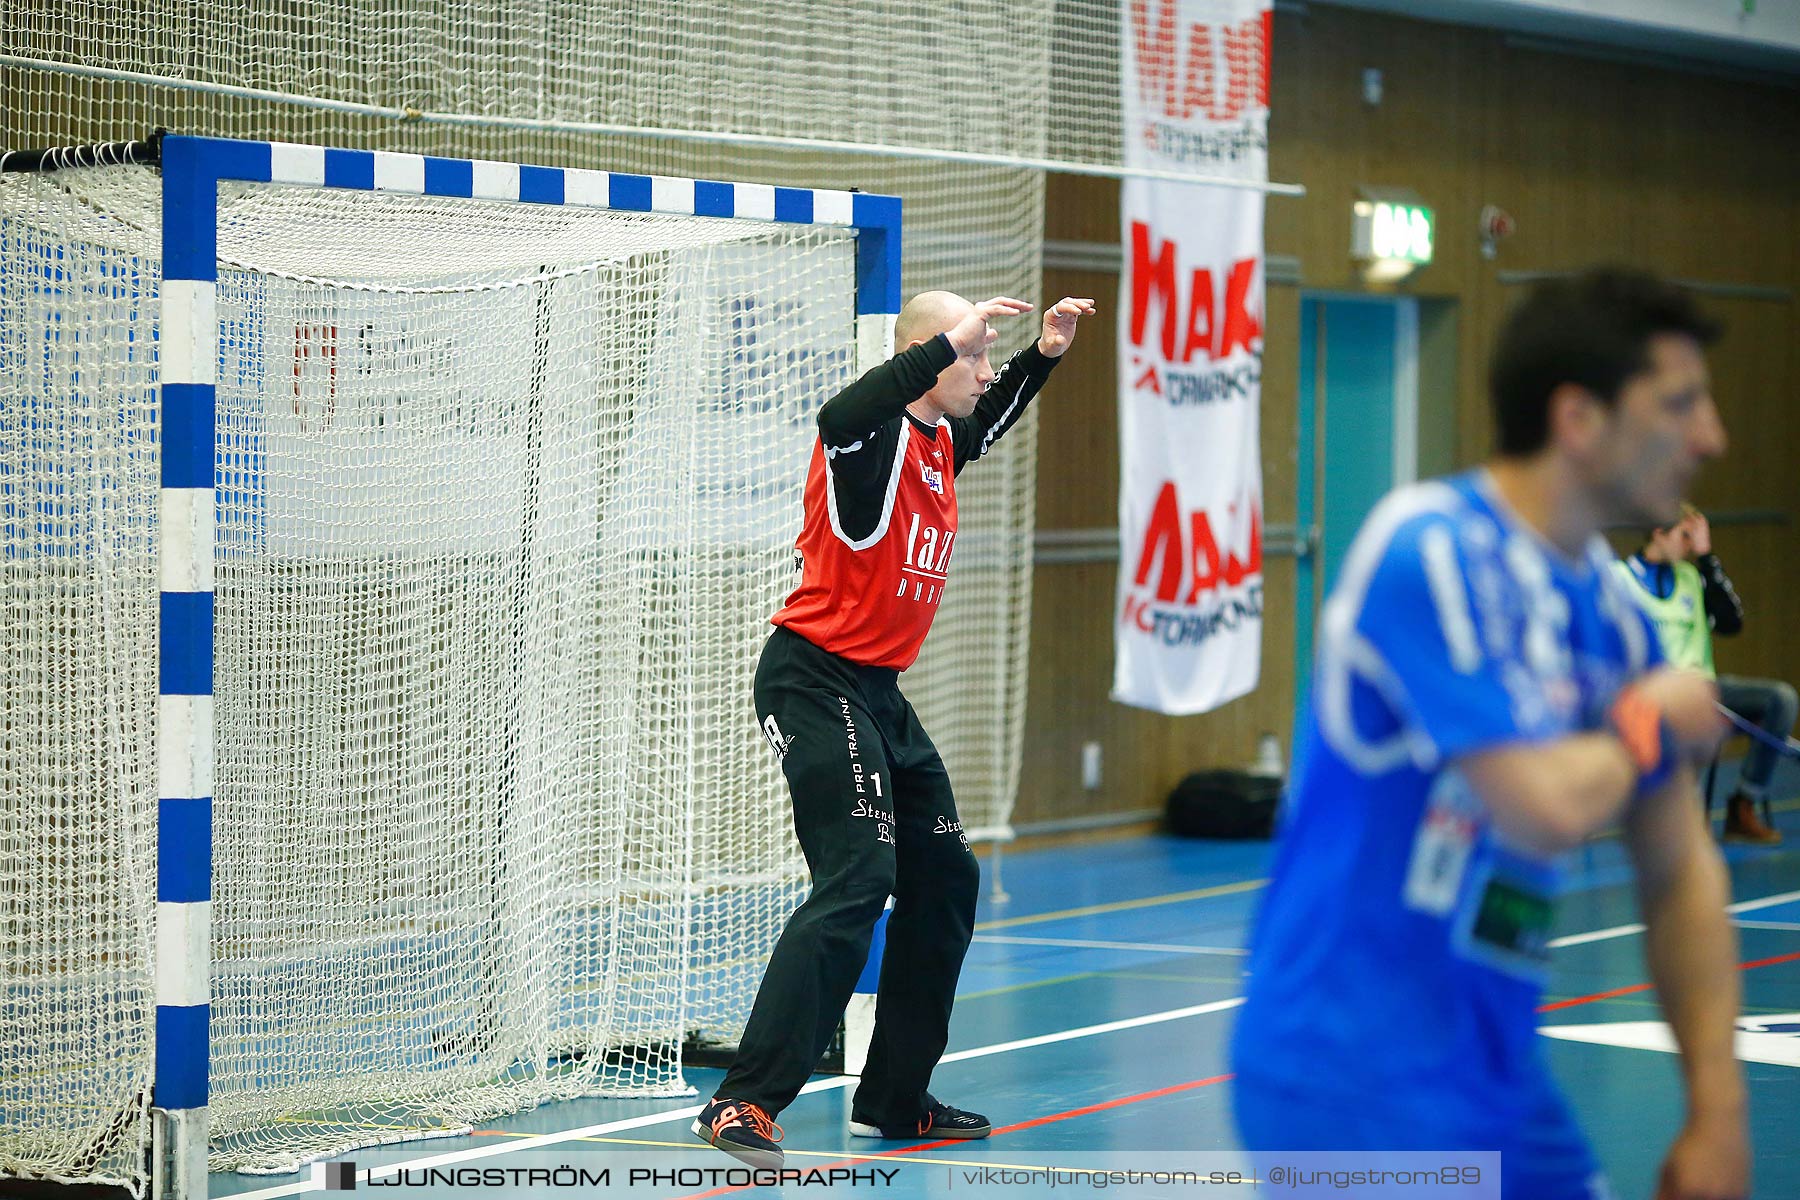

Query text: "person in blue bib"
[1232, 268, 1749, 1200]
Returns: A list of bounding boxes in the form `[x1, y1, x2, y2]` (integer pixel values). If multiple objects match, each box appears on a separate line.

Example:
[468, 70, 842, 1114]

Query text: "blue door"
[1294, 294, 1419, 715]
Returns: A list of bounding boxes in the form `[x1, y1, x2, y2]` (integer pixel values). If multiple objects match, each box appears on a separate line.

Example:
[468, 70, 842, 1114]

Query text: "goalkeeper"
[694, 291, 1095, 1168]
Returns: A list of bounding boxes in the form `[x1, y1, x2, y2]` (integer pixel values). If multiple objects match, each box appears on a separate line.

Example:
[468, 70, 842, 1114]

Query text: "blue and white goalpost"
[1, 134, 898, 1199]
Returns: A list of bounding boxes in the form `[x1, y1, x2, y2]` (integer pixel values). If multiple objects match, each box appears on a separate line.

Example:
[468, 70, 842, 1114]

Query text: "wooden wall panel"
[6, 18, 1794, 831]
[1018, 3, 1800, 829]
[1032, 265, 1121, 533]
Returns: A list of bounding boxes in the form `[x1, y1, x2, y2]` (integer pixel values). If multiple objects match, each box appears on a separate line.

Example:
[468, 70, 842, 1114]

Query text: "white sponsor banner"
[1113, 0, 1270, 715]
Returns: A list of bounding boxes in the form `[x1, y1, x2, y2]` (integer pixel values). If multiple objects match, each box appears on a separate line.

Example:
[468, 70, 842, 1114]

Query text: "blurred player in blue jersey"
[1232, 268, 1748, 1200]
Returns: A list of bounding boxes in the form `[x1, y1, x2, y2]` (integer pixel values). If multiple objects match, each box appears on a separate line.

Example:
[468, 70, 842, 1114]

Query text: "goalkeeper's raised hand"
[1037, 296, 1096, 358]
[945, 296, 1034, 356]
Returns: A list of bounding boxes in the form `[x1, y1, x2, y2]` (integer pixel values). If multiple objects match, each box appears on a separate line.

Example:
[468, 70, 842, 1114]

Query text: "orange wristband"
[1608, 683, 1676, 794]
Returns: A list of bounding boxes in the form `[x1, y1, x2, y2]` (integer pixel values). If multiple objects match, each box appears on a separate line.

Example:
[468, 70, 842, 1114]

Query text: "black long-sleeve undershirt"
[1695, 553, 1744, 636]
[813, 333, 1060, 541]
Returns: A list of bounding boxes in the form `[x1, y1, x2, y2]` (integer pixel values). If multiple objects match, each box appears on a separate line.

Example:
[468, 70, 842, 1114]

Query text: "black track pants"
[717, 626, 980, 1125]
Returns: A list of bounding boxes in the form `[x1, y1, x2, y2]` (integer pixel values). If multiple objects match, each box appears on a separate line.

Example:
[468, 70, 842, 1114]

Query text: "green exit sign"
[1352, 198, 1434, 266]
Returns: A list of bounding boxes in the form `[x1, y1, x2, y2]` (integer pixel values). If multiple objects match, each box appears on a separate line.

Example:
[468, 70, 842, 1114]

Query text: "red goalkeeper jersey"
[772, 332, 1060, 670]
[773, 416, 959, 669]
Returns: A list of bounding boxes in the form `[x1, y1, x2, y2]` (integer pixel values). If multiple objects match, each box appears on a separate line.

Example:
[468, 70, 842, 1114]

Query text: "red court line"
[1742, 948, 1800, 971]
[676, 1073, 1234, 1200]
[1537, 981, 1652, 1013]
[1538, 948, 1800, 1014]
[987, 1072, 1234, 1136]
[489, 945, 1800, 1195]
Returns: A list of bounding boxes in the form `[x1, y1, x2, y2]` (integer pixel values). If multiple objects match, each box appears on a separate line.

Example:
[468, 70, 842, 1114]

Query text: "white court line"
[1551, 888, 1800, 949]
[1551, 922, 1648, 948]
[221, 886, 1800, 1198]
[1732, 919, 1800, 932]
[1730, 888, 1800, 915]
[974, 933, 1249, 957]
[224, 997, 1246, 1199]
[938, 996, 1245, 1063]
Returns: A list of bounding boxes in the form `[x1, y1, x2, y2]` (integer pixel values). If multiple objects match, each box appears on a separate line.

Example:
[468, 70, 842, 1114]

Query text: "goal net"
[5, 0, 1053, 856]
[0, 147, 868, 1188]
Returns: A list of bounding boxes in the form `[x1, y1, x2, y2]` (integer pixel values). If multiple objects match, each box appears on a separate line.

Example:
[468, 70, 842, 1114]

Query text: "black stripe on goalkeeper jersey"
[816, 334, 1060, 541]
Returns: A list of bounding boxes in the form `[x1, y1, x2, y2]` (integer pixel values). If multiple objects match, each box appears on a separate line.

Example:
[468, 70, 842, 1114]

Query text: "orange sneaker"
[692, 1097, 783, 1168]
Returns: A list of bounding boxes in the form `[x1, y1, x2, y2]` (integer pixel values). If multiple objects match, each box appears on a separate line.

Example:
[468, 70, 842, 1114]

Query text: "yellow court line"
[1104, 969, 1250, 987]
[959, 966, 1245, 1003]
[974, 878, 1266, 932]
[955, 971, 1109, 1001]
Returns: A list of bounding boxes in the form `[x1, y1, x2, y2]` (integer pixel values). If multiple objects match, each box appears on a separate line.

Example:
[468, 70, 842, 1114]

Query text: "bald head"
[895, 290, 974, 351]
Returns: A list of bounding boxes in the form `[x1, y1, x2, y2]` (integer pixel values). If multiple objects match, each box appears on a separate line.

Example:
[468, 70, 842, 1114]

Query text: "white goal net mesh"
[2, 0, 1111, 167]
[0, 164, 860, 1184]
[2, 0, 1067, 1185]
[0, 168, 161, 1196]
[3, 0, 1047, 929]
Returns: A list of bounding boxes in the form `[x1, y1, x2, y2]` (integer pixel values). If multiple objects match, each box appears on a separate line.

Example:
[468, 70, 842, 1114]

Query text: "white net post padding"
[0, 157, 868, 1187]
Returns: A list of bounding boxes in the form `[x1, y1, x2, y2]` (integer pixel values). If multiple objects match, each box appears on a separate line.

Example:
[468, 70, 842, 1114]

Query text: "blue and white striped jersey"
[1231, 469, 1660, 1127]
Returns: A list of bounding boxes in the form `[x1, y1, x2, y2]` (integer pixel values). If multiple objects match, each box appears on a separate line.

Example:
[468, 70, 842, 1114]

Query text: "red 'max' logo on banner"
[1129, 482, 1263, 607]
[1128, 222, 1261, 376]
[1119, 483, 1265, 638]
[1113, 0, 1269, 716]
[1130, 1, 1270, 123]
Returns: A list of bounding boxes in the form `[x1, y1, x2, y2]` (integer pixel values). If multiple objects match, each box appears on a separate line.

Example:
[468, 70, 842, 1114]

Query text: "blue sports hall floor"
[213, 761, 1800, 1200]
